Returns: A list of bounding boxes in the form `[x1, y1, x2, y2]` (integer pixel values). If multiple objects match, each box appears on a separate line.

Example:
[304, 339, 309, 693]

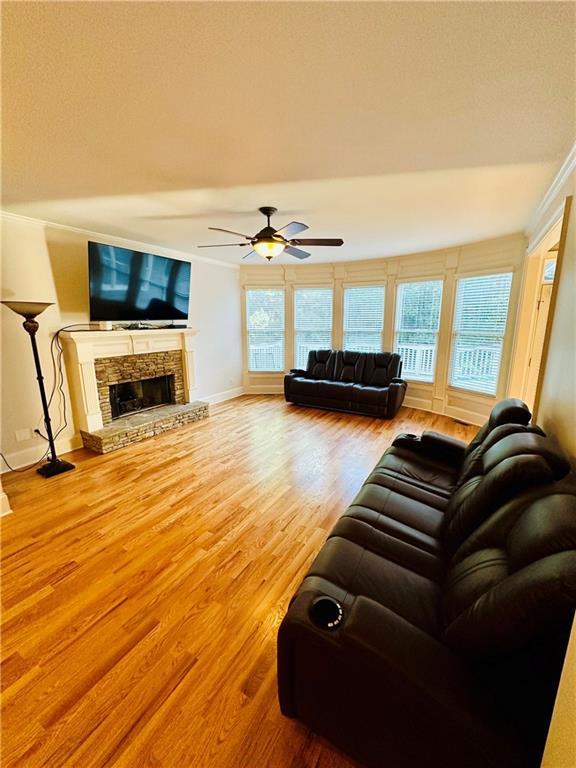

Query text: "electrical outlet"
[15, 428, 33, 443]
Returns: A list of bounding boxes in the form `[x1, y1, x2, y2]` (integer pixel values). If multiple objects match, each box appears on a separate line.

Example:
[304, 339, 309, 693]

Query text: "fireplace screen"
[109, 375, 173, 419]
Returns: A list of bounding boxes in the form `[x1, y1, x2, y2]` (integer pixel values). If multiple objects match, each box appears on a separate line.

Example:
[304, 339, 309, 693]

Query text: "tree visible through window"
[246, 289, 285, 372]
[343, 285, 385, 352]
[294, 288, 333, 369]
[449, 273, 513, 395]
[394, 281, 443, 382]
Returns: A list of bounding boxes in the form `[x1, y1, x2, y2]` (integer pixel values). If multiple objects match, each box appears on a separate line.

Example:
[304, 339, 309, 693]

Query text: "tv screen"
[88, 242, 191, 322]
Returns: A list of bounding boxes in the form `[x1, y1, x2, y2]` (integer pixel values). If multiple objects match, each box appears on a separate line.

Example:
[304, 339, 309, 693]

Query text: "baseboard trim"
[244, 385, 284, 395]
[1, 489, 13, 516]
[404, 395, 435, 412]
[201, 387, 245, 405]
[1, 434, 83, 474]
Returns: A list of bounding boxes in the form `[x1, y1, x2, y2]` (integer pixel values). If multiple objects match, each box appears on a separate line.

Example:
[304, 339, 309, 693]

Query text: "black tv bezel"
[88, 241, 191, 322]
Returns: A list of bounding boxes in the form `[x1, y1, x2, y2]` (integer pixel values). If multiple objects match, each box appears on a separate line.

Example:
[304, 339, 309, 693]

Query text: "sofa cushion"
[317, 380, 355, 400]
[331, 516, 444, 582]
[350, 480, 445, 540]
[306, 350, 337, 380]
[362, 352, 402, 386]
[351, 384, 389, 406]
[287, 376, 321, 397]
[343, 505, 442, 556]
[334, 351, 366, 382]
[307, 536, 441, 634]
[374, 448, 458, 495]
[442, 491, 576, 655]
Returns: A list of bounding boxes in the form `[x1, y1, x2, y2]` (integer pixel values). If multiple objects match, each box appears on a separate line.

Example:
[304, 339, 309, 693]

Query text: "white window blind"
[394, 280, 443, 382]
[343, 285, 385, 352]
[294, 288, 333, 369]
[449, 272, 513, 395]
[246, 289, 285, 372]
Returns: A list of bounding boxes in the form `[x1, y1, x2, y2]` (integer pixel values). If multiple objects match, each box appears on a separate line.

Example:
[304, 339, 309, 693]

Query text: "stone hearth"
[80, 402, 209, 454]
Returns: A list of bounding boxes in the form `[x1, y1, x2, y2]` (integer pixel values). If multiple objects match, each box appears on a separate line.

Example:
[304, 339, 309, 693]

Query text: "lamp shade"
[253, 239, 285, 260]
[1, 301, 53, 319]
[1, 218, 57, 305]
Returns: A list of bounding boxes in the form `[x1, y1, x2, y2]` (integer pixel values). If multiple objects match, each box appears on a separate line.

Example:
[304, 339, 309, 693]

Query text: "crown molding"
[526, 142, 576, 253]
[0, 210, 240, 270]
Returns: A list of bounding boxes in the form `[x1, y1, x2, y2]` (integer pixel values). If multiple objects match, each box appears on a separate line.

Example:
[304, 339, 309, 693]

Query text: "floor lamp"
[2, 301, 75, 478]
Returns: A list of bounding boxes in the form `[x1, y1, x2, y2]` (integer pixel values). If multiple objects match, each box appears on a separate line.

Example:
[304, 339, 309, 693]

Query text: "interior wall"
[534, 194, 575, 462]
[0, 213, 243, 470]
[240, 233, 526, 426]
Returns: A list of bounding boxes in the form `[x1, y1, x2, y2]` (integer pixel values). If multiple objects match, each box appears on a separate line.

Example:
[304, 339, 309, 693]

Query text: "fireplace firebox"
[109, 375, 173, 419]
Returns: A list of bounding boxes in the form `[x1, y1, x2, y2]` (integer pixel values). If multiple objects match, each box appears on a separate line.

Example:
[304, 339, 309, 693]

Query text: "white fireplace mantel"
[60, 328, 198, 432]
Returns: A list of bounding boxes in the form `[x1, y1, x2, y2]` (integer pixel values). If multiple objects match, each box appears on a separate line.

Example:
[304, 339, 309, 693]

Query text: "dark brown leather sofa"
[284, 350, 407, 418]
[277, 399, 576, 768]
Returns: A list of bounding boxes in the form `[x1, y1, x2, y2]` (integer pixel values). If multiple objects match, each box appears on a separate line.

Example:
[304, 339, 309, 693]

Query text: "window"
[449, 272, 513, 395]
[294, 288, 333, 369]
[543, 259, 556, 283]
[246, 289, 285, 372]
[394, 280, 443, 382]
[343, 285, 385, 352]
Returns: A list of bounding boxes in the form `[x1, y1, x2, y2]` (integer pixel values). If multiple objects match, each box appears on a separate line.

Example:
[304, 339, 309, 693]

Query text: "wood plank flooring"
[1, 396, 477, 768]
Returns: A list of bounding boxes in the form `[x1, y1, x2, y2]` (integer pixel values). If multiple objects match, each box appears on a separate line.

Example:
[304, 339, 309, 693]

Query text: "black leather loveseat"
[278, 399, 576, 768]
[284, 350, 407, 418]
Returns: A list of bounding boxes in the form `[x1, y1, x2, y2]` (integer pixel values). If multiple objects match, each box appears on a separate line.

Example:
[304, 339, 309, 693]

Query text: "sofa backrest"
[442, 433, 571, 555]
[362, 353, 402, 386]
[464, 398, 531, 458]
[334, 351, 366, 382]
[305, 350, 402, 385]
[306, 350, 337, 380]
[457, 423, 546, 485]
[442, 482, 576, 656]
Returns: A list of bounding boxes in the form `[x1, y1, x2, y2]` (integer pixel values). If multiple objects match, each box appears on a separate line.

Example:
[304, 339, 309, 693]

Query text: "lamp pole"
[2, 301, 75, 478]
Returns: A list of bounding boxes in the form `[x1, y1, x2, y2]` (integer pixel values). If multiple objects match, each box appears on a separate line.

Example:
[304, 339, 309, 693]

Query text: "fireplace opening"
[109, 375, 173, 419]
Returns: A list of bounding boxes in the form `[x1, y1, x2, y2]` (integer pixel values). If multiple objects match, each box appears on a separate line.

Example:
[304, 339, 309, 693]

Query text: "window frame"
[293, 285, 334, 369]
[245, 286, 286, 373]
[393, 277, 444, 384]
[447, 269, 514, 397]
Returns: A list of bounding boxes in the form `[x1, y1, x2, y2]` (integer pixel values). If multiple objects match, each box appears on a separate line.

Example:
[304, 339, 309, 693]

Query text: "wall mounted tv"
[88, 242, 191, 322]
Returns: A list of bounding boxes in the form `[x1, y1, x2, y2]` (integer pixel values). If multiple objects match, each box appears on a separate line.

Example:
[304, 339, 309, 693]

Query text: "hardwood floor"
[1, 396, 477, 768]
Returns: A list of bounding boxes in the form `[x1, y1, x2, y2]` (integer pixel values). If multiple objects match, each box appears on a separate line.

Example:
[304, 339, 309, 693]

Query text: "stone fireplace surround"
[61, 328, 208, 453]
[95, 350, 185, 424]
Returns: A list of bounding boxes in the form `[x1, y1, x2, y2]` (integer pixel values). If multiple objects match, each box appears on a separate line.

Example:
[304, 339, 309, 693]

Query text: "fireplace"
[109, 375, 174, 419]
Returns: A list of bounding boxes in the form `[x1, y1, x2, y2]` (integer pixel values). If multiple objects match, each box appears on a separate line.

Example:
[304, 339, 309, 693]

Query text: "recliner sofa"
[277, 399, 576, 768]
[284, 350, 407, 418]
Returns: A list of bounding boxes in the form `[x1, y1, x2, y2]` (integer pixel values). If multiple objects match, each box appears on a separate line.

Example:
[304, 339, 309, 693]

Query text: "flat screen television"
[88, 241, 191, 322]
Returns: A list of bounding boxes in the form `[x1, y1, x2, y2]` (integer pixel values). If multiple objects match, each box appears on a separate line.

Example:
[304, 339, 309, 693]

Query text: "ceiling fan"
[197, 206, 344, 261]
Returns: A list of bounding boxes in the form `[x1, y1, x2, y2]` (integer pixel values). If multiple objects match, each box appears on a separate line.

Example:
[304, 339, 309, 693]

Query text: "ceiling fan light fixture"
[253, 238, 285, 260]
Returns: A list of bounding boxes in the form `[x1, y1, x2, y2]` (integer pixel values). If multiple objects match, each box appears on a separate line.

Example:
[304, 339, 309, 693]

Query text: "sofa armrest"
[287, 368, 308, 377]
[278, 592, 523, 768]
[386, 378, 407, 417]
[391, 430, 467, 465]
[421, 430, 467, 459]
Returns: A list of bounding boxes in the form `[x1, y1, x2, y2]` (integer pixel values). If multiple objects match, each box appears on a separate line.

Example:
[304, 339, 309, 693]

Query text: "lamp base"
[37, 458, 76, 478]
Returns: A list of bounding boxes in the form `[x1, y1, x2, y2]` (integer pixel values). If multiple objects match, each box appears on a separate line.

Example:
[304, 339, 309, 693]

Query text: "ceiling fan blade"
[197, 242, 247, 248]
[275, 221, 309, 238]
[208, 227, 252, 239]
[241, 250, 257, 260]
[285, 245, 310, 260]
[290, 238, 344, 247]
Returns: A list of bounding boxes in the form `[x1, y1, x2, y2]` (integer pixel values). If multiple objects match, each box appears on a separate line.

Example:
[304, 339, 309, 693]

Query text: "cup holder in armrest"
[310, 596, 343, 630]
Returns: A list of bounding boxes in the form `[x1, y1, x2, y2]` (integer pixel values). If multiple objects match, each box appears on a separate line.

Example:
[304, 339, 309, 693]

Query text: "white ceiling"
[2, 2, 574, 264]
